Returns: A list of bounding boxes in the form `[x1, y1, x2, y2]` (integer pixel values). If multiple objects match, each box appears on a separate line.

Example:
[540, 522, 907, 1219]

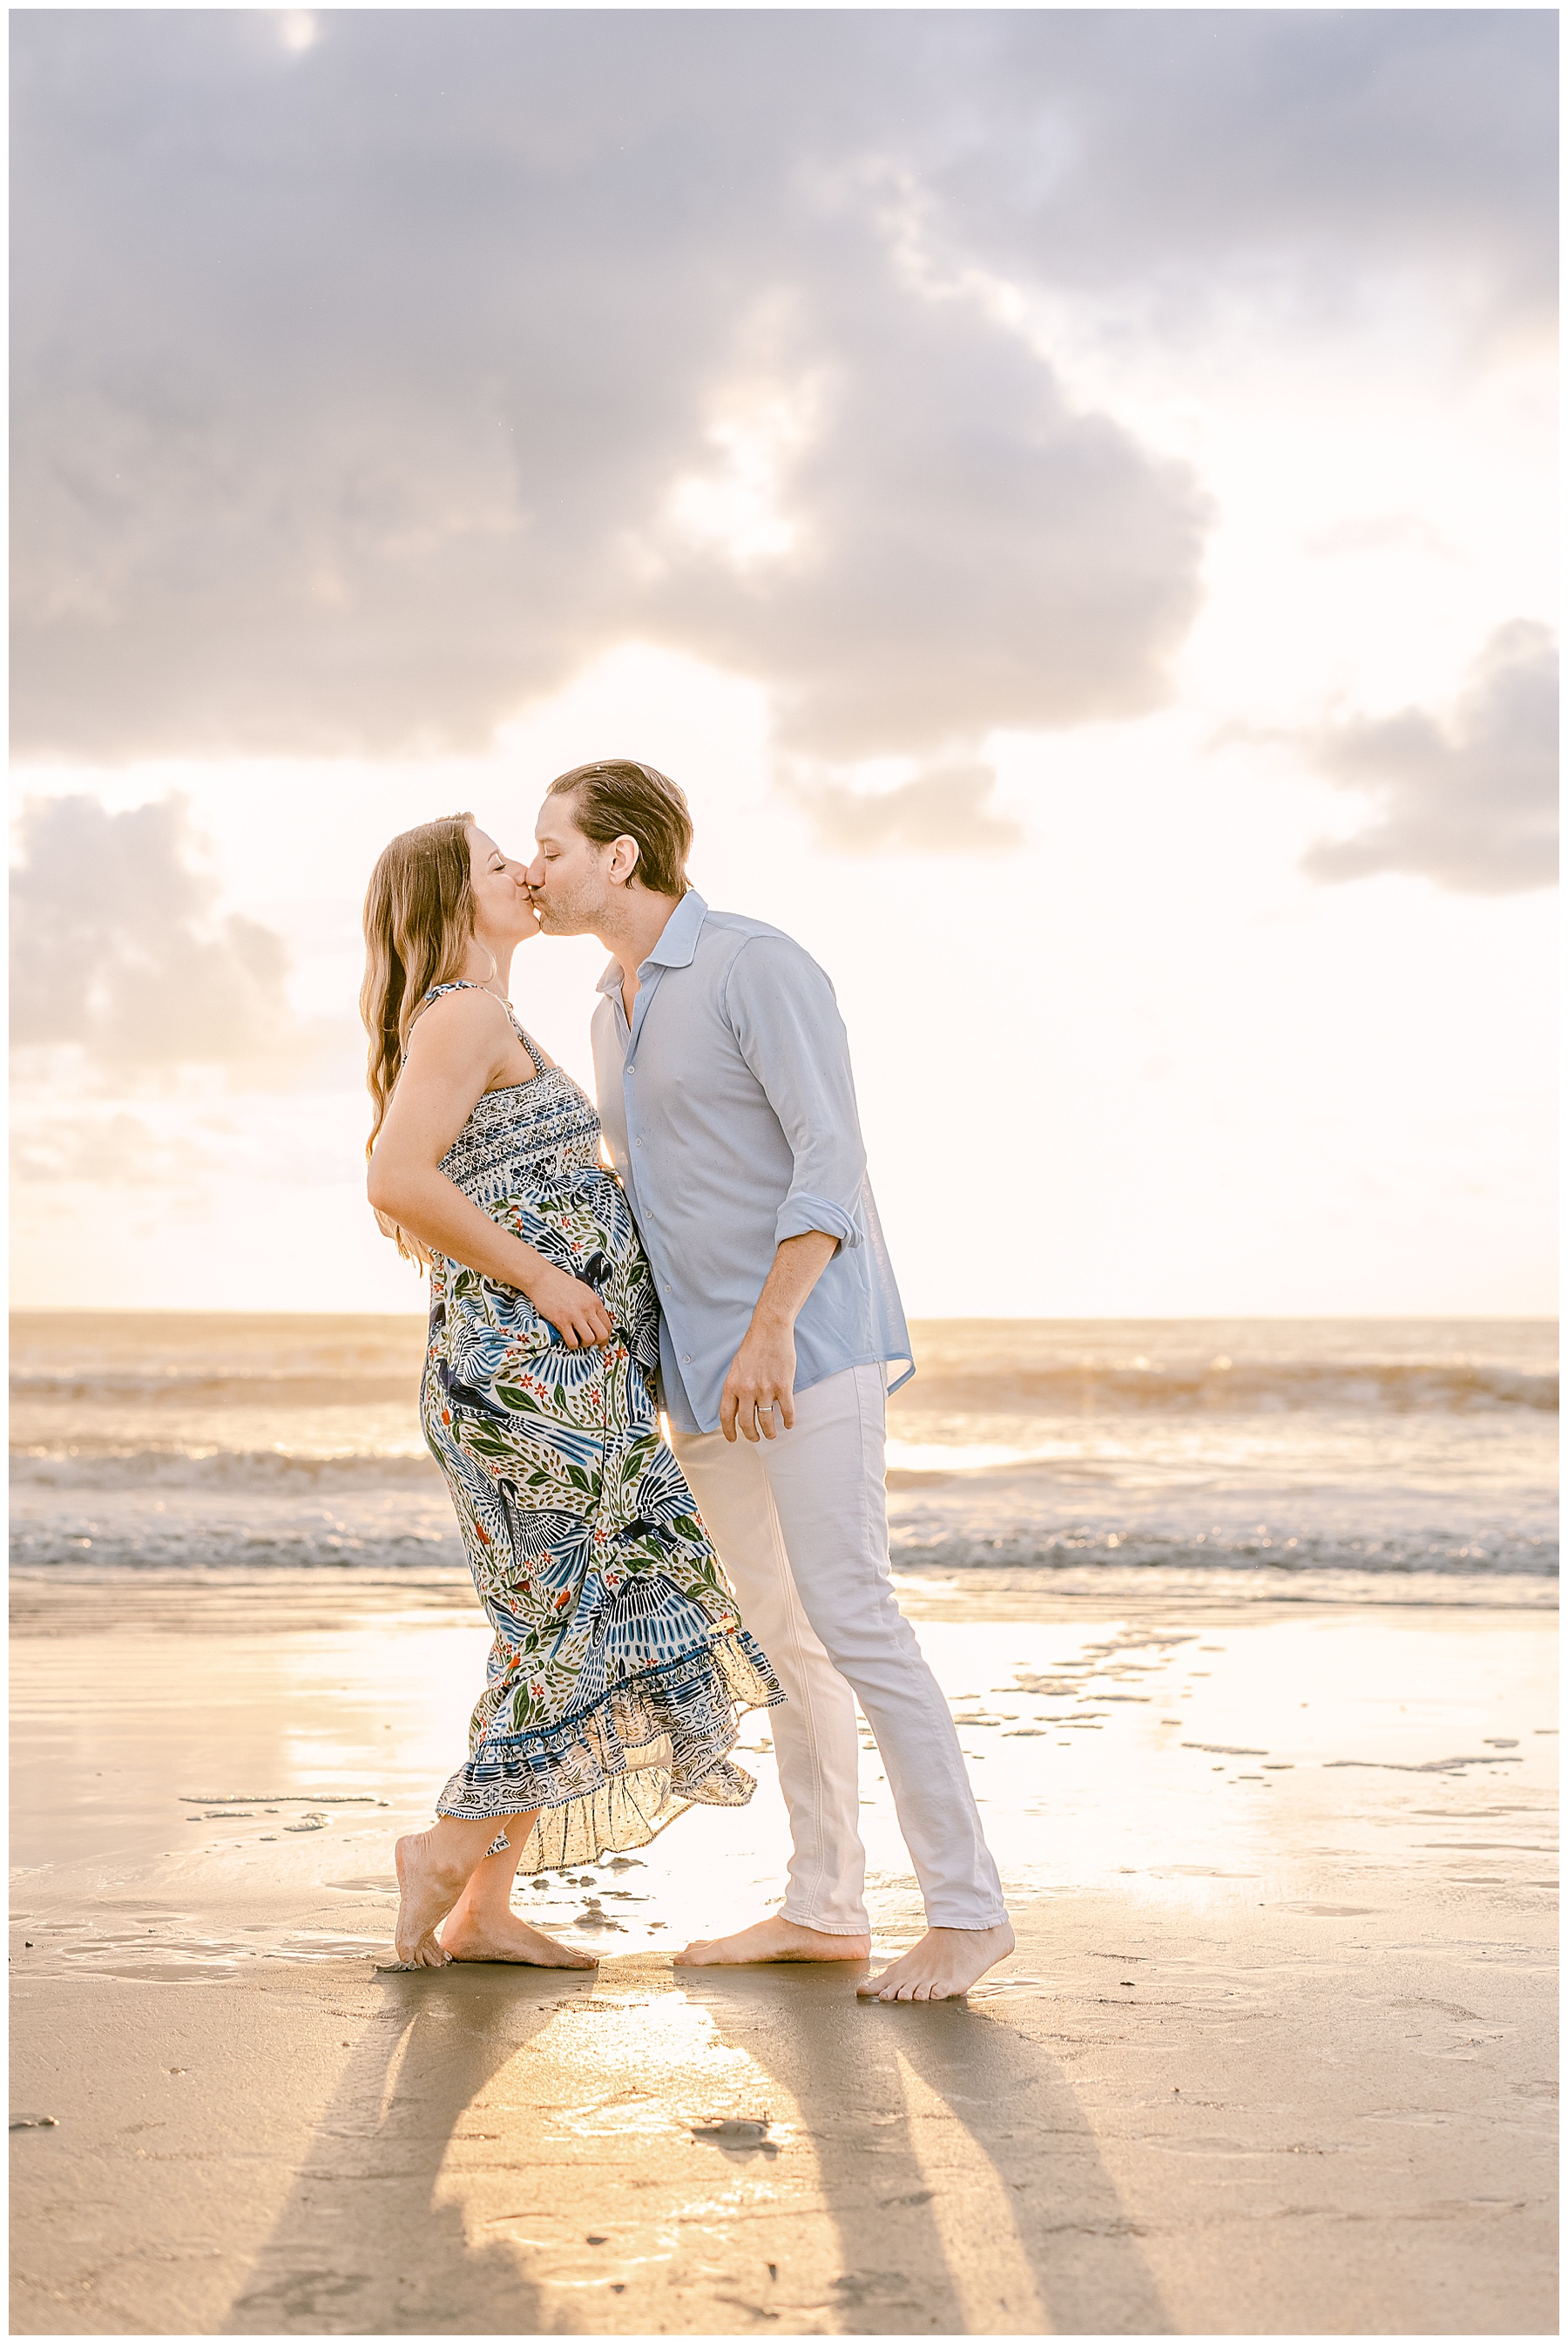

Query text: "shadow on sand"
[222, 1964, 587, 2335]
[223, 1957, 1167, 2336]
[682, 1964, 1172, 2334]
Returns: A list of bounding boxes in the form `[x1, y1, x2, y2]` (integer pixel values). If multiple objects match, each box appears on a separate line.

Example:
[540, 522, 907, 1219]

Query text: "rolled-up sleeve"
[724, 936, 867, 1253]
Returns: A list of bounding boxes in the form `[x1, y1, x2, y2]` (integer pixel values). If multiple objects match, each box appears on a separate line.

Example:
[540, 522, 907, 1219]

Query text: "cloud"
[937, 12, 1556, 335]
[787, 762, 1023, 857]
[1299, 623, 1558, 895]
[10, 794, 297, 1063]
[10, 11, 1550, 767]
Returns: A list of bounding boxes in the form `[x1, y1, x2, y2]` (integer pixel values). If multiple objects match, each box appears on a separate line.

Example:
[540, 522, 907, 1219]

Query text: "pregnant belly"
[432, 1168, 654, 1361]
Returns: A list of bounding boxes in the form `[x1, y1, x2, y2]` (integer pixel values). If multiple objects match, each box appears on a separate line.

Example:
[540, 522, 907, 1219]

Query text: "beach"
[10, 1313, 1558, 2332]
[11, 1565, 1556, 2335]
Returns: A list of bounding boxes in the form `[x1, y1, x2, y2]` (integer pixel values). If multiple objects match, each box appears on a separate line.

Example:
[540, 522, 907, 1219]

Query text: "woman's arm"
[367, 991, 613, 1351]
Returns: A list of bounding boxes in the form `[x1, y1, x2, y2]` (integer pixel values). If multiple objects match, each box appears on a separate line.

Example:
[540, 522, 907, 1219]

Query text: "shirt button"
[682, 1354, 693, 1364]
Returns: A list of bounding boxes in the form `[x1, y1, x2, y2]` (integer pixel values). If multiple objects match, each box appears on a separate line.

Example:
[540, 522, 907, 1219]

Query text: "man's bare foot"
[857, 1921, 1016, 2002]
[393, 1830, 473, 1968]
[676, 1914, 870, 1967]
[438, 1909, 598, 1968]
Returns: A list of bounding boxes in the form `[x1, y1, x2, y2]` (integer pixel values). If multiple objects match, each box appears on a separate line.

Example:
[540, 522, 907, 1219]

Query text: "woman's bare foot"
[393, 1830, 474, 1967]
[857, 1921, 1016, 2002]
[675, 1914, 870, 1967]
[438, 1909, 598, 1968]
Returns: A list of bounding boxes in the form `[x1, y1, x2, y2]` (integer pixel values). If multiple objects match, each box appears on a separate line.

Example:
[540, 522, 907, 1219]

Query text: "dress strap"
[419, 978, 486, 1006]
[417, 980, 547, 1074]
[409, 977, 482, 1031]
[510, 1016, 548, 1076]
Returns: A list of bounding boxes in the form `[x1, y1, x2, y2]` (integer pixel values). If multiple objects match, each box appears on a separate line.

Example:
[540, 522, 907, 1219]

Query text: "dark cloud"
[10, 794, 296, 1062]
[10, 11, 1553, 764]
[787, 762, 1023, 857]
[1300, 623, 1558, 895]
[936, 10, 1556, 331]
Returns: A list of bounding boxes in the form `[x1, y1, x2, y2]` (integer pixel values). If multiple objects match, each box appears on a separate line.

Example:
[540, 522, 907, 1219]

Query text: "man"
[527, 759, 1012, 2002]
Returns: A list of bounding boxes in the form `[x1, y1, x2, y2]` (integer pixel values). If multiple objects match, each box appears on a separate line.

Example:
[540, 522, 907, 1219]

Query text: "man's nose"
[524, 853, 544, 887]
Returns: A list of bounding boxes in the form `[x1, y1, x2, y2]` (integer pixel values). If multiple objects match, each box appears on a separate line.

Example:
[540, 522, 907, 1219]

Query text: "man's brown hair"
[546, 760, 693, 898]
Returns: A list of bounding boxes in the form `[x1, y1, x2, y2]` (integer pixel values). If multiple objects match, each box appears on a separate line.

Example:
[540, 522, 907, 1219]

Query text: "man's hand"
[527, 1265, 615, 1351]
[720, 1320, 798, 1443]
[718, 1230, 839, 1442]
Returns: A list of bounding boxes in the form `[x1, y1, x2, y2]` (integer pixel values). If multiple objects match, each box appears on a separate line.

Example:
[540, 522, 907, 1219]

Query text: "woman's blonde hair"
[360, 812, 477, 1255]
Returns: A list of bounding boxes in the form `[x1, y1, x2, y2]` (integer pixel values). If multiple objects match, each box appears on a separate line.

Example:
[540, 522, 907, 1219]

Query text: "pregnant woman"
[362, 813, 781, 1968]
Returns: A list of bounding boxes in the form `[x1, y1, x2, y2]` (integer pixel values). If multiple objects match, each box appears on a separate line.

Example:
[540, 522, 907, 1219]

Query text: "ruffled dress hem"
[434, 1628, 784, 1872]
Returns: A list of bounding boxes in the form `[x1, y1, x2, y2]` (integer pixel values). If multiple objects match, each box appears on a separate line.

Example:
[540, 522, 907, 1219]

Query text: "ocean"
[10, 1313, 1557, 1606]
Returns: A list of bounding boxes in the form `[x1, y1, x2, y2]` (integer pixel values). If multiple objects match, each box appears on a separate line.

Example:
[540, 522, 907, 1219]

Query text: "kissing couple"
[362, 760, 1012, 2001]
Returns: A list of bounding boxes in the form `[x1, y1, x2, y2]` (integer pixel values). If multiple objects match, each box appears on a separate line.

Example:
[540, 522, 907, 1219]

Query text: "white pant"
[671, 1363, 1006, 1934]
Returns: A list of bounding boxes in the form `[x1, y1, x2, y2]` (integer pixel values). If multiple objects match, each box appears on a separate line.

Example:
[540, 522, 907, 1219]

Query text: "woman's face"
[467, 826, 538, 948]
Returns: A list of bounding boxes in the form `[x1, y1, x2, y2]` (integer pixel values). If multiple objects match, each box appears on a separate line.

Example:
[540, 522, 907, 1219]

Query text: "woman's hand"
[525, 1265, 615, 1351]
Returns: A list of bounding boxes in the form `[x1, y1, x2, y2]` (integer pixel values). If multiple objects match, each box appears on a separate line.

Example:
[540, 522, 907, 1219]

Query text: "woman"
[362, 812, 782, 1968]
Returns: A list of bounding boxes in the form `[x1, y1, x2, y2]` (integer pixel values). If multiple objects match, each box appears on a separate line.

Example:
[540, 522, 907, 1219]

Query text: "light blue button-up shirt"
[591, 891, 913, 1435]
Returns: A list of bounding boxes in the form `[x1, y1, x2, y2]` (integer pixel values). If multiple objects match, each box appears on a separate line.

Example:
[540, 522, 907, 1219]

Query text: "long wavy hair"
[360, 812, 477, 1256]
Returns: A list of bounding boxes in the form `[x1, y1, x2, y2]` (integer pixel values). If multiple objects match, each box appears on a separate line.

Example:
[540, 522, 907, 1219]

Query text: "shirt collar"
[645, 888, 707, 970]
[595, 889, 708, 996]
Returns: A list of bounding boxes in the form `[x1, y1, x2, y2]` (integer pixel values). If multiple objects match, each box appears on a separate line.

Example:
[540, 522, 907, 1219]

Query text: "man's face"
[526, 791, 616, 935]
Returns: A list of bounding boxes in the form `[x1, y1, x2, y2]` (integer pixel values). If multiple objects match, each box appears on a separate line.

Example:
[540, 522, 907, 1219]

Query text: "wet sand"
[10, 1568, 1558, 2335]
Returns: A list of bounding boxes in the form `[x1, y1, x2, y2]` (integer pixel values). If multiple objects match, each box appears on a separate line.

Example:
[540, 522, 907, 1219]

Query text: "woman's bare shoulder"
[405, 985, 516, 1060]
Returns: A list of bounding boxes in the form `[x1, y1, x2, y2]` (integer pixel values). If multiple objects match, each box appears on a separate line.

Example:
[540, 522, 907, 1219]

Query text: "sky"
[9, 8, 1558, 1319]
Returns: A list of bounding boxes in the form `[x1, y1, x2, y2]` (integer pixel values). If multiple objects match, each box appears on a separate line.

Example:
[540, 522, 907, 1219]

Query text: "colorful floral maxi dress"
[418, 982, 782, 1868]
